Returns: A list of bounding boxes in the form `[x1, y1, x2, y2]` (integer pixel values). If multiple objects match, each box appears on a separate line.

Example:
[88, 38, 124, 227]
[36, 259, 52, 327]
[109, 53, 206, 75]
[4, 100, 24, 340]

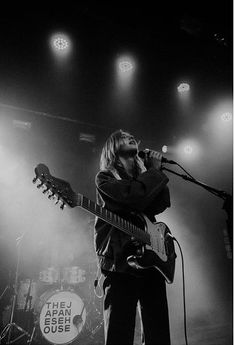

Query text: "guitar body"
[126, 215, 176, 283]
[33, 164, 176, 284]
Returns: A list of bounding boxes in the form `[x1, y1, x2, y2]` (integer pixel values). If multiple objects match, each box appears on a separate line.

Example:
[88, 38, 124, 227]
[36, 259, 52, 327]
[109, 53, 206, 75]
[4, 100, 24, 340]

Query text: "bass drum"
[34, 289, 86, 345]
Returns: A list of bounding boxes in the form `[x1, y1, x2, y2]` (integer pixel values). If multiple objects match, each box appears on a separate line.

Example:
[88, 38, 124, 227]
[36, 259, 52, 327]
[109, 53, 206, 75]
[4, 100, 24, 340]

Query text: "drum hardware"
[39, 267, 60, 285]
[0, 286, 11, 302]
[38, 266, 86, 293]
[16, 279, 37, 312]
[25, 318, 41, 345]
[62, 266, 86, 285]
[0, 233, 33, 344]
[0, 245, 103, 345]
[73, 303, 86, 328]
[27, 324, 36, 345]
[24, 280, 32, 312]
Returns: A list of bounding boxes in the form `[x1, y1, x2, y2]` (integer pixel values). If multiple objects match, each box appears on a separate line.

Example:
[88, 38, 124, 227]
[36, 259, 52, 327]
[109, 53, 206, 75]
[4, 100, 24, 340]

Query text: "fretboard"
[79, 194, 151, 245]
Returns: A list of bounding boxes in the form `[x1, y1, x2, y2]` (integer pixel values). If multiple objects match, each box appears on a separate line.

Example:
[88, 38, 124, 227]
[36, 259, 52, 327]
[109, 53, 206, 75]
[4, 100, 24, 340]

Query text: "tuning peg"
[37, 182, 44, 189]
[42, 186, 50, 194]
[60, 203, 65, 210]
[55, 197, 60, 205]
[32, 177, 38, 184]
[48, 193, 55, 200]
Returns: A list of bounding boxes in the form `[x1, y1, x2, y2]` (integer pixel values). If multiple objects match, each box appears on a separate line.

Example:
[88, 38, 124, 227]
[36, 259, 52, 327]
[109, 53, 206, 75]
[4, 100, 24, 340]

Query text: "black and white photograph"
[0, 2, 233, 345]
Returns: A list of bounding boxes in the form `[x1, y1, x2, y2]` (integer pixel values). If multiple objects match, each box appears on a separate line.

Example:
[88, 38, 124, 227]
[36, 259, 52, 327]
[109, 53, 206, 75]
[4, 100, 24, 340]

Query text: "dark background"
[0, 2, 233, 345]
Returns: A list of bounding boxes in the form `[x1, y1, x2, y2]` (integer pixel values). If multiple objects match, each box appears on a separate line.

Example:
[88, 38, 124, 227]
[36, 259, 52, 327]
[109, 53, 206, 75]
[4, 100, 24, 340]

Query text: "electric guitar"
[33, 164, 176, 283]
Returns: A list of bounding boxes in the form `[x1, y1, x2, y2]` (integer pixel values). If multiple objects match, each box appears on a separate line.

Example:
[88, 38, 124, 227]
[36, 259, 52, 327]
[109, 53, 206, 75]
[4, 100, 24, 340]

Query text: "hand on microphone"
[148, 150, 163, 170]
[139, 149, 162, 170]
[139, 149, 177, 166]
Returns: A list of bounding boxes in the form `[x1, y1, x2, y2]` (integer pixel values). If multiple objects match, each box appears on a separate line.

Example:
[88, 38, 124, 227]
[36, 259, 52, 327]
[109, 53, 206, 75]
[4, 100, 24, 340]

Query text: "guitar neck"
[79, 195, 151, 245]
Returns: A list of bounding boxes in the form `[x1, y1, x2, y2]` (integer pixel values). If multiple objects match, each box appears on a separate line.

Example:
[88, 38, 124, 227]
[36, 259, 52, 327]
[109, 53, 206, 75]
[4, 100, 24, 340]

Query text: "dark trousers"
[102, 269, 171, 345]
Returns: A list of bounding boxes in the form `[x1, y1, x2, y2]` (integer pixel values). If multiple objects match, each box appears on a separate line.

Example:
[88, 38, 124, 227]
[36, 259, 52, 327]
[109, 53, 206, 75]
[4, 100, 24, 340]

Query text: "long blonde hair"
[100, 129, 146, 177]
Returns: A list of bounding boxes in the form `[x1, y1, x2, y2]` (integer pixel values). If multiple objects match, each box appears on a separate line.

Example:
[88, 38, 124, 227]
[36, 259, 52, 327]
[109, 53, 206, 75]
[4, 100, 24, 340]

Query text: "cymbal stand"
[0, 233, 31, 344]
[0, 286, 10, 301]
[0, 269, 13, 303]
[27, 319, 39, 345]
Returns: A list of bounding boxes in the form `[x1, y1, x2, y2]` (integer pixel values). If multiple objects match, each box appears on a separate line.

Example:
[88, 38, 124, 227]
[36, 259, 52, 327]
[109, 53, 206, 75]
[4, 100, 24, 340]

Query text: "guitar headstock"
[33, 164, 80, 209]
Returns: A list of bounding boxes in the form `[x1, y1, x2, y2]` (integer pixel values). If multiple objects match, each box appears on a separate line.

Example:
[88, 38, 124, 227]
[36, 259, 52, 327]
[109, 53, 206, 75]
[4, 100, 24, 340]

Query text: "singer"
[94, 129, 171, 345]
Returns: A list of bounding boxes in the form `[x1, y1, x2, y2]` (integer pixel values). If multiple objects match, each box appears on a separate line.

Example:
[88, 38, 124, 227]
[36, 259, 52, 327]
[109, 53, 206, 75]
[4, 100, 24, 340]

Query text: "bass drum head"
[35, 289, 86, 345]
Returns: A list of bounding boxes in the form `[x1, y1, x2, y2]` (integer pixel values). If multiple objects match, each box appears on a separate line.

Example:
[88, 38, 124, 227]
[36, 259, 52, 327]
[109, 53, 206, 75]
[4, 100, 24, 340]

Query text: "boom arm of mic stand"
[162, 166, 233, 254]
[161, 166, 230, 200]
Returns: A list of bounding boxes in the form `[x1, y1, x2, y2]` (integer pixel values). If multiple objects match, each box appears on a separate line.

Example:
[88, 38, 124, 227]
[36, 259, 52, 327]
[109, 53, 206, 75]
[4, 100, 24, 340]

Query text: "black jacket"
[94, 167, 171, 275]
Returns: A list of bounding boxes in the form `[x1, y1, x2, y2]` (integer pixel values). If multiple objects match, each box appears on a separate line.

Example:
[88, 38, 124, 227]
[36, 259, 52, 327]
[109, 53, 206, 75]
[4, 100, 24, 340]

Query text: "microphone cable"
[172, 236, 189, 345]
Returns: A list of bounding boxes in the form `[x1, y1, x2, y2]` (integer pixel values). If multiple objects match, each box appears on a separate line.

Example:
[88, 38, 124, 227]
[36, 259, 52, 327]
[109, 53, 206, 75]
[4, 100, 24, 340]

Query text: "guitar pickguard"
[126, 214, 176, 283]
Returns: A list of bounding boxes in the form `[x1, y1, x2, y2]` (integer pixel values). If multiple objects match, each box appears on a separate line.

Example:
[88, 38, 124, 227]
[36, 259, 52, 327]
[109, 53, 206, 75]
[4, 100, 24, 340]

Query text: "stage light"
[53, 36, 69, 51]
[176, 138, 201, 162]
[115, 54, 137, 94]
[177, 83, 190, 93]
[119, 60, 134, 73]
[49, 32, 72, 57]
[116, 55, 136, 76]
[221, 112, 232, 122]
[204, 98, 233, 148]
[183, 145, 193, 155]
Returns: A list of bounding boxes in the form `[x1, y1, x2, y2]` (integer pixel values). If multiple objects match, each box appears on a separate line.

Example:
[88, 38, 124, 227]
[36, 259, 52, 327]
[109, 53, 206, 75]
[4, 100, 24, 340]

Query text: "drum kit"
[0, 233, 104, 345]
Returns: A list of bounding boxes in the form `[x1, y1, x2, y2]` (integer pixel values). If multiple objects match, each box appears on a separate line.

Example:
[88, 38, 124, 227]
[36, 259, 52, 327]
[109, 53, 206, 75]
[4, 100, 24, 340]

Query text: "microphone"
[138, 149, 177, 164]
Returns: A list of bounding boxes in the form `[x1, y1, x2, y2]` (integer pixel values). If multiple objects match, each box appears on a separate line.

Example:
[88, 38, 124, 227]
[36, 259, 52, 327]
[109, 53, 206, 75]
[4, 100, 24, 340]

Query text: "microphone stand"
[0, 232, 31, 344]
[162, 166, 233, 257]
